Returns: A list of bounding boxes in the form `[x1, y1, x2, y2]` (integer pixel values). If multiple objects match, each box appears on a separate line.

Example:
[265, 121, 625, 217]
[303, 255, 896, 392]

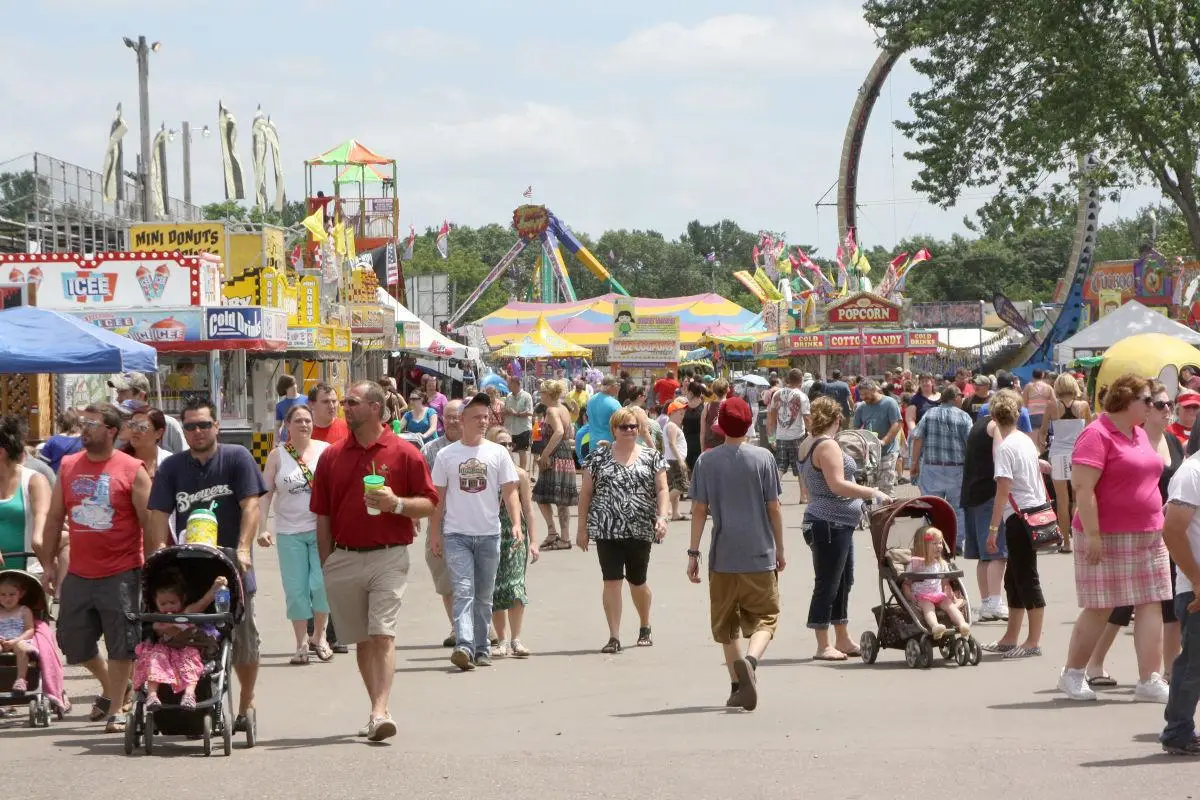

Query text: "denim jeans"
[918, 464, 966, 553]
[1162, 592, 1200, 745]
[804, 518, 855, 629]
[444, 533, 502, 656]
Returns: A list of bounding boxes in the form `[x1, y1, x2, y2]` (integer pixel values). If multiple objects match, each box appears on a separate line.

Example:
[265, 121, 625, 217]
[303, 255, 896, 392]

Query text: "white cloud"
[373, 28, 481, 60]
[606, 8, 876, 74]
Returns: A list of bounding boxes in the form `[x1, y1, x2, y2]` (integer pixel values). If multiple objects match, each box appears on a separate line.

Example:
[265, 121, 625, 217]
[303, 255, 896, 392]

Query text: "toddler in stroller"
[0, 573, 37, 692]
[908, 526, 970, 641]
[132, 570, 227, 710]
[0, 559, 67, 727]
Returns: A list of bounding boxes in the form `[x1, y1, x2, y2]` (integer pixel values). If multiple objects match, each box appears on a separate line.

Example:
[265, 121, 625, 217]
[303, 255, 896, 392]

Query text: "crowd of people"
[7, 359, 1200, 755]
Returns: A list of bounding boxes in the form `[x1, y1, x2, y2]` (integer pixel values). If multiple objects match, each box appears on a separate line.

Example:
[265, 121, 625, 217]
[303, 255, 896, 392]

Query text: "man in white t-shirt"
[430, 392, 523, 671]
[1160, 454, 1200, 754]
[767, 369, 811, 503]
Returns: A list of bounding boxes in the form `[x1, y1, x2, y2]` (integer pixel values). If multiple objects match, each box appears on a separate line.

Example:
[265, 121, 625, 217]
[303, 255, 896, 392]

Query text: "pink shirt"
[1071, 415, 1164, 533]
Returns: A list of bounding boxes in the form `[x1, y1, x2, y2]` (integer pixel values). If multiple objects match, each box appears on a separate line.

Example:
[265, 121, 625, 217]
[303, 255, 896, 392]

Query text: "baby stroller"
[857, 497, 982, 669]
[0, 552, 65, 727]
[836, 429, 881, 487]
[124, 544, 250, 757]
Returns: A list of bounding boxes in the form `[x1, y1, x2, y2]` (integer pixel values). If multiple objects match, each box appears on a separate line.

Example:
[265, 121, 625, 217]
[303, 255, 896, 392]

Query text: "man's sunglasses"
[80, 419, 114, 430]
[183, 420, 215, 431]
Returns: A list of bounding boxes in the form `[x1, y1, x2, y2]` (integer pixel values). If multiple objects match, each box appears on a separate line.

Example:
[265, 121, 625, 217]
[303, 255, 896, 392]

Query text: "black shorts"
[596, 539, 653, 585]
[1003, 515, 1045, 610]
[56, 569, 140, 664]
[512, 431, 532, 452]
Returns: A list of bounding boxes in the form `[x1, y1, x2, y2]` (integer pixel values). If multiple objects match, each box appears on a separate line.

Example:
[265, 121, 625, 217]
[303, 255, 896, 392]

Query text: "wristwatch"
[390, 497, 406, 515]
[687, 549, 701, 558]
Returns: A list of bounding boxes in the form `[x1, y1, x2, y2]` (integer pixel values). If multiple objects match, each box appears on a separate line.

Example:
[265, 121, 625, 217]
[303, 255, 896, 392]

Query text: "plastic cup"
[363, 474, 386, 516]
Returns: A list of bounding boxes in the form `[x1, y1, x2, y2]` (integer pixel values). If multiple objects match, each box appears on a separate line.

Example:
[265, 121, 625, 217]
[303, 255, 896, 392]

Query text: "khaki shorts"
[323, 546, 410, 644]
[424, 527, 452, 596]
[709, 570, 780, 644]
[233, 594, 261, 666]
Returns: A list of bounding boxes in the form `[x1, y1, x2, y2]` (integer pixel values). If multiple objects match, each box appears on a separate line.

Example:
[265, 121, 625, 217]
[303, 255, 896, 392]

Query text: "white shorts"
[1050, 453, 1072, 482]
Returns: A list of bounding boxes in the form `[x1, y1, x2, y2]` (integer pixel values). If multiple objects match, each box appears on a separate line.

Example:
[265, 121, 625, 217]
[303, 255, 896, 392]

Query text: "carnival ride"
[446, 205, 629, 329]
[835, 48, 1101, 379]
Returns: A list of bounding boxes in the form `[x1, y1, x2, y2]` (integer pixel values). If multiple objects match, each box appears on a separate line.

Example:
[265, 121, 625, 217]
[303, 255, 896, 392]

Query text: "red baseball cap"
[1178, 391, 1200, 408]
[713, 397, 753, 439]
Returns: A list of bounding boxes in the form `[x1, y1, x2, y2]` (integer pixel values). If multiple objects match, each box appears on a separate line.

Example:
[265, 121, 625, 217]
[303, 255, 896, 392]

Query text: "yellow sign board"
[130, 222, 225, 258]
[293, 276, 320, 327]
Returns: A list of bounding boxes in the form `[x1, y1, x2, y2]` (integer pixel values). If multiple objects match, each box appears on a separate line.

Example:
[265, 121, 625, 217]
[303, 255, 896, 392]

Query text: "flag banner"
[752, 267, 783, 301]
[992, 291, 1034, 336]
[101, 103, 127, 204]
[149, 126, 168, 220]
[385, 241, 399, 286]
[302, 209, 328, 243]
[733, 270, 768, 303]
[252, 107, 268, 211]
[333, 221, 347, 255]
[523, 185, 533, 198]
[402, 225, 415, 261]
[218, 101, 246, 200]
[436, 220, 449, 260]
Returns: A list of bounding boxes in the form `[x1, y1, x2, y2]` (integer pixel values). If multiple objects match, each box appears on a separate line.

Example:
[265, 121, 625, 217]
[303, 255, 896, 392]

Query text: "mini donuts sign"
[825, 292, 902, 326]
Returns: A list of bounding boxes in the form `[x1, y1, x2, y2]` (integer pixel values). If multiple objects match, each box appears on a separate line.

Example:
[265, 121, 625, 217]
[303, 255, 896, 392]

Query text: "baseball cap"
[108, 372, 151, 394]
[1178, 391, 1200, 408]
[712, 397, 753, 439]
[666, 398, 688, 415]
[971, 374, 991, 386]
[466, 392, 492, 410]
[995, 370, 1015, 390]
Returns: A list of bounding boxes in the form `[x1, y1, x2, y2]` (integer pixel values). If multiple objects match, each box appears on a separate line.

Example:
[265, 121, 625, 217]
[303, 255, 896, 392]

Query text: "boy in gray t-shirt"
[687, 398, 785, 713]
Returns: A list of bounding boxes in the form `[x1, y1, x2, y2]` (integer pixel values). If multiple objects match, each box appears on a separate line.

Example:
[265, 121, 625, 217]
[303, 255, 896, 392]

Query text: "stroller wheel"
[919, 636, 934, 669]
[201, 715, 213, 757]
[28, 700, 38, 730]
[144, 711, 155, 755]
[858, 631, 879, 664]
[967, 637, 983, 666]
[243, 707, 257, 749]
[123, 706, 138, 755]
[954, 637, 970, 667]
[904, 638, 922, 668]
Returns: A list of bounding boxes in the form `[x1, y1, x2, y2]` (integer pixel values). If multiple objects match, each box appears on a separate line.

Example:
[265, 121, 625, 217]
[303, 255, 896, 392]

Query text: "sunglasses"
[343, 397, 368, 407]
[80, 419, 112, 430]
[125, 421, 153, 433]
[1139, 395, 1154, 405]
[183, 420, 215, 432]
[408, 396, 422, 402]
[1152, 399, 1174, 411]
[617, 423, 639, 431]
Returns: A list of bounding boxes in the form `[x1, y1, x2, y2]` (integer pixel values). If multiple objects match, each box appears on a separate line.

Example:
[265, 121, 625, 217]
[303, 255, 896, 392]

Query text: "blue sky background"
[2, 0, 1162, 255]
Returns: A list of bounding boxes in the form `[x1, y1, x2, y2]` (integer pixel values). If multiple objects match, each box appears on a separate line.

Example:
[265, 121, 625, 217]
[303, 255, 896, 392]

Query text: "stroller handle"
[128, 612, 235, 625]
[0, 551, 38, 560]
[901, 569, 964, 582]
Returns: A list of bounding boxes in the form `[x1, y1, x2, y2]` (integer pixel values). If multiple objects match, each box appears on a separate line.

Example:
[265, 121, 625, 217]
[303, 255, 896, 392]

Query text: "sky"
[1, 0, 1164, 257]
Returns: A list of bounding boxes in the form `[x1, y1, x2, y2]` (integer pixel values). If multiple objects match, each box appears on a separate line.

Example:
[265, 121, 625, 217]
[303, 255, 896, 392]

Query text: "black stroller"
[858, 497, 982, 669]
[124, 544, 252, 756]
[0, 552, 65, 727]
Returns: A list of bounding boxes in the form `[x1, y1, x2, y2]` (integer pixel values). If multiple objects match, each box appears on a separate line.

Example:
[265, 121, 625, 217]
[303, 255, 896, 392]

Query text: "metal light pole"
[167, 122, 210, 206]
[123, 35, 160, 221]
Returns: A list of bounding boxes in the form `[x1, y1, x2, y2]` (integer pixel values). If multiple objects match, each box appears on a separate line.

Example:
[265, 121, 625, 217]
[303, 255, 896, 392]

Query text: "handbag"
[1008, 494, 1062, 552]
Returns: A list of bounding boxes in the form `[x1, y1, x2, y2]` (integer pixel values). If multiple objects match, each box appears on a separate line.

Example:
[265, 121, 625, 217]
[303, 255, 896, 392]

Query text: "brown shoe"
[733, 658, 758, 711]
[725, 689, 743, 707]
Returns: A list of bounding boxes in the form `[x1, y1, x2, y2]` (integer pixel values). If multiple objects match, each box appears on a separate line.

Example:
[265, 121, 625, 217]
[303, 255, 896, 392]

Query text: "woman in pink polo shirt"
[1057, 374, 1173, 702]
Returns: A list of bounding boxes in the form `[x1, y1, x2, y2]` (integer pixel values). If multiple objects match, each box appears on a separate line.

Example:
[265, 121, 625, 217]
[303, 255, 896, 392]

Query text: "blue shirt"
[41, 434, 82, 473]
[586, 392, 622, 445]
[275, 395, 308, 423]
[978, 403, 1032, 434]
[852, 396, 903, 454]
[911, 403, 972, 466]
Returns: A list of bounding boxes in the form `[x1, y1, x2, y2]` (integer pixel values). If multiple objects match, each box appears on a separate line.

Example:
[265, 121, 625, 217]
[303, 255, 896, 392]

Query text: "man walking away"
[1160, 451, 1200, 754]
[587, 376, 622, 447]
[852, 380, 903, 496]
[312, 381, 438, 741]
[767, 368, 811, 504]
[429, 393, 523, 671]
[824, 370, 853, 420]
[688, 398, 784, 711]
[422, 400, 464, 646]
[910, 385, 972, 546]
[40, 403, 152, 733]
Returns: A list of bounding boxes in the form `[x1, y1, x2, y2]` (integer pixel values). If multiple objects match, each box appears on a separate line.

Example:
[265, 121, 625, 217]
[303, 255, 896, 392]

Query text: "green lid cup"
[363, 474, 387, 516]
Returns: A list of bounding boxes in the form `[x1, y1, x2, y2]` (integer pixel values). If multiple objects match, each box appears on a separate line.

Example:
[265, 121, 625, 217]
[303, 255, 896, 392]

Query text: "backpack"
[836, 429, 881, 486]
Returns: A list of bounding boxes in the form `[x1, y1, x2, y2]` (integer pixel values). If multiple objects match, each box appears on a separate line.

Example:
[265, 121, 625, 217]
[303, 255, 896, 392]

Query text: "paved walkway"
[4, 481, 1198, 797]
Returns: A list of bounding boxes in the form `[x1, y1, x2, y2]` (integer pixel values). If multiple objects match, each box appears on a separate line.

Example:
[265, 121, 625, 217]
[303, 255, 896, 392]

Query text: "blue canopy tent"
[0, 306, 157, 374]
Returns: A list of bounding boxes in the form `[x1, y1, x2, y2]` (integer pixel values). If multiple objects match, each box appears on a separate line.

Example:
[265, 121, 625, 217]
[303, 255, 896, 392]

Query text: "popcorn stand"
[0, 251, 287, 449]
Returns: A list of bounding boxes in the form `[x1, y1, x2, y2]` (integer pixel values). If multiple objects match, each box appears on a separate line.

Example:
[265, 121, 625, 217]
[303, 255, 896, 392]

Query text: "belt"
[923, 461, 963, 467]
[334, 543, 406, 553]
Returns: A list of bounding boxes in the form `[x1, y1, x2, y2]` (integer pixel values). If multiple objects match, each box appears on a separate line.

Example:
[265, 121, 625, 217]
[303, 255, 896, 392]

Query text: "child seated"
[0, 575, 37, 693]
[133, 570, 226, 709]
[908, 526, 969, 640]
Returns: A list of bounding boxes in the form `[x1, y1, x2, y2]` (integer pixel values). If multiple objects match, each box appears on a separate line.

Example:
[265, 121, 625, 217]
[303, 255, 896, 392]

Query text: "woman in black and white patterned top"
[577, 407, 669, 654]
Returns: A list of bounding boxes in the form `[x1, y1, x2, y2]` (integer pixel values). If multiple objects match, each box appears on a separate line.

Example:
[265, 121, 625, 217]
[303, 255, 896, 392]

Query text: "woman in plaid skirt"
[1057, 374, 1173, 702]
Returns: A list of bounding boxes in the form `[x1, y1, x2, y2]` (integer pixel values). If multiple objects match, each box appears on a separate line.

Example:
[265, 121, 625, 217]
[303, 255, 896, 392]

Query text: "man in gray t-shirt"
[687, 397, 785, 713]
[851, 380, 902, 494]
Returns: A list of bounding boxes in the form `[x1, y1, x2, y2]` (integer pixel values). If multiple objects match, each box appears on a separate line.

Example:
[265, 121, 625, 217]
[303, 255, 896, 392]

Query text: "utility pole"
[124, 35, 159, 221]
[181, 121, 192, 205]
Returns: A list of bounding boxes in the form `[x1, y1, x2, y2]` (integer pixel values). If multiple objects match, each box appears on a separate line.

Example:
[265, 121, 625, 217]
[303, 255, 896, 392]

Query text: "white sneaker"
[975, 598, 996, 622]
[1058, 668, 1097, 701]
[994, 600, 1010, 620]
[1133, 673, 1170, 704]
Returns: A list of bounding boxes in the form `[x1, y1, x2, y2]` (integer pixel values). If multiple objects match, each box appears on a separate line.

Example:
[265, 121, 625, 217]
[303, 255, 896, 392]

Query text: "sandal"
[144, 695, 161, 710]
[636, 626, 653, 647]
[11, 678, 27, 694]
[88, 695, 112, 722]
[541, 537, 572, 551]
[493, 641, 510, 658]
[181, 693, 197, 709]
[511, 639, 531, 658]
[1002, 646, 1042, 659]
[980, 641, 1017, 653]
[600, 637, 622, 654]
[105, 713, 127, 733]
[1086, 673, 1118, 687]
[313, 642, 334, 662]
[670, 513, 690, 521]
[290, 646, 310, 665]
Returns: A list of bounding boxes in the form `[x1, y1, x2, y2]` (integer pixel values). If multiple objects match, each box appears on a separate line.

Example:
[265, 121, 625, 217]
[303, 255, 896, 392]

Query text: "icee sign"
[62, 271, 118, 303]
[206, 308, 264, 339]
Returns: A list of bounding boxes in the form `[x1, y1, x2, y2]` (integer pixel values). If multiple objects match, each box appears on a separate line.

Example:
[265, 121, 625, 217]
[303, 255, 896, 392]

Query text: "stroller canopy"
[869, 496, 959, 559]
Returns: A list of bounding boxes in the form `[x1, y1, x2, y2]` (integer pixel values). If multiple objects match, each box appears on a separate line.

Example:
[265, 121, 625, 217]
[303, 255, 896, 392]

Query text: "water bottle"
[214, 586, 231, 614]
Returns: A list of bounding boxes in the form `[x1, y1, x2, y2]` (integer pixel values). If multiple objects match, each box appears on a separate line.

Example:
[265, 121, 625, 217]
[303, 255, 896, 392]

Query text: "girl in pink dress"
[133, 573, 227, 709]
[909, 526, 970, 640]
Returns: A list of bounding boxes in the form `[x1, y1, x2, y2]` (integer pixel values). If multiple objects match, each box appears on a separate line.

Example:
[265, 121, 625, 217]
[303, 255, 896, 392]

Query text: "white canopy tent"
[1055, 300, 1200, 363]
[376, 288, 480, 363]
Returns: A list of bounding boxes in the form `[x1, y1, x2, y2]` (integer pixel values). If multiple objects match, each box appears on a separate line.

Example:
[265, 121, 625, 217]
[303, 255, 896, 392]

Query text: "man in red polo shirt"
[653, 370, 679, 408]
[311, 380, 438, 742]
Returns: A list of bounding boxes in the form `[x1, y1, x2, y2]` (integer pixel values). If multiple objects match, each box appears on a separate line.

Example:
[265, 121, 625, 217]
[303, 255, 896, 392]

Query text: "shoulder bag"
[1008, 494, 1062, 552]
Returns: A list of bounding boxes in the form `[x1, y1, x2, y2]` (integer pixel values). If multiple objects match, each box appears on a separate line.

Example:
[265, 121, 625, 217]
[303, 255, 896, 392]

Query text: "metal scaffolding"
[0, 151, 203, 255]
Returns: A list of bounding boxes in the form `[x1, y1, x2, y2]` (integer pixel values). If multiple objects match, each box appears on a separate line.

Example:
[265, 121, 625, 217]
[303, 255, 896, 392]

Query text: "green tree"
[0, 170, 50, 221]
[201, 200, 248, 222]
[864, 0, 1200, 255]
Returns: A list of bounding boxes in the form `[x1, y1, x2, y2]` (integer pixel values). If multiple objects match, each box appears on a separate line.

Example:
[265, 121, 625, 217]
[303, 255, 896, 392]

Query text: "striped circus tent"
[474, 293, 764, 348]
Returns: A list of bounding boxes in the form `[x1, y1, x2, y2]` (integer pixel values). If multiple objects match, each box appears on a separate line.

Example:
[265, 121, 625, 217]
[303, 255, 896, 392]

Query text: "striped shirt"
[800, 437, 864, 528]
[911, 403, 972, 466]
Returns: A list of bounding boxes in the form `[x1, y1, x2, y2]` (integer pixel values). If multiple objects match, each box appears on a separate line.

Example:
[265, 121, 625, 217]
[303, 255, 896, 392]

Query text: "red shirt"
[310, 428, 439, 547]
[312, 417, 349, 443]
[1168, 421, 1192, 448]
[653, 378, 679, 407]
[59, 450, 145, 579]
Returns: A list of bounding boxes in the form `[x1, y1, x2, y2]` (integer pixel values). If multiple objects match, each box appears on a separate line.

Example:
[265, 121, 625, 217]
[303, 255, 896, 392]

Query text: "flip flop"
[837, 647, 862, 658]
[813, 650, 848, 662]
[1087, 673, 1117, 687]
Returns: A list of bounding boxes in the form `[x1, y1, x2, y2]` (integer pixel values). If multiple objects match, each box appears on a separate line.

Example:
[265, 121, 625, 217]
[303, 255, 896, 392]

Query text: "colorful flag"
[993, 291, 1034, 336]
[333, 221, 347, 255]
[894, 248, 932, 291]
[402, 225, 415, 261]
[522, 185, 533, 199]
[705, 250, 717, 263]
[302, 209, 328, 243]
[385, 241, 399, 286]
[608, 249, 616, 264]
[289, 244, 302, 269]
[436, 220, 450, 260]
[752, 267, 783, 301]
[732, 270, 767, 303]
